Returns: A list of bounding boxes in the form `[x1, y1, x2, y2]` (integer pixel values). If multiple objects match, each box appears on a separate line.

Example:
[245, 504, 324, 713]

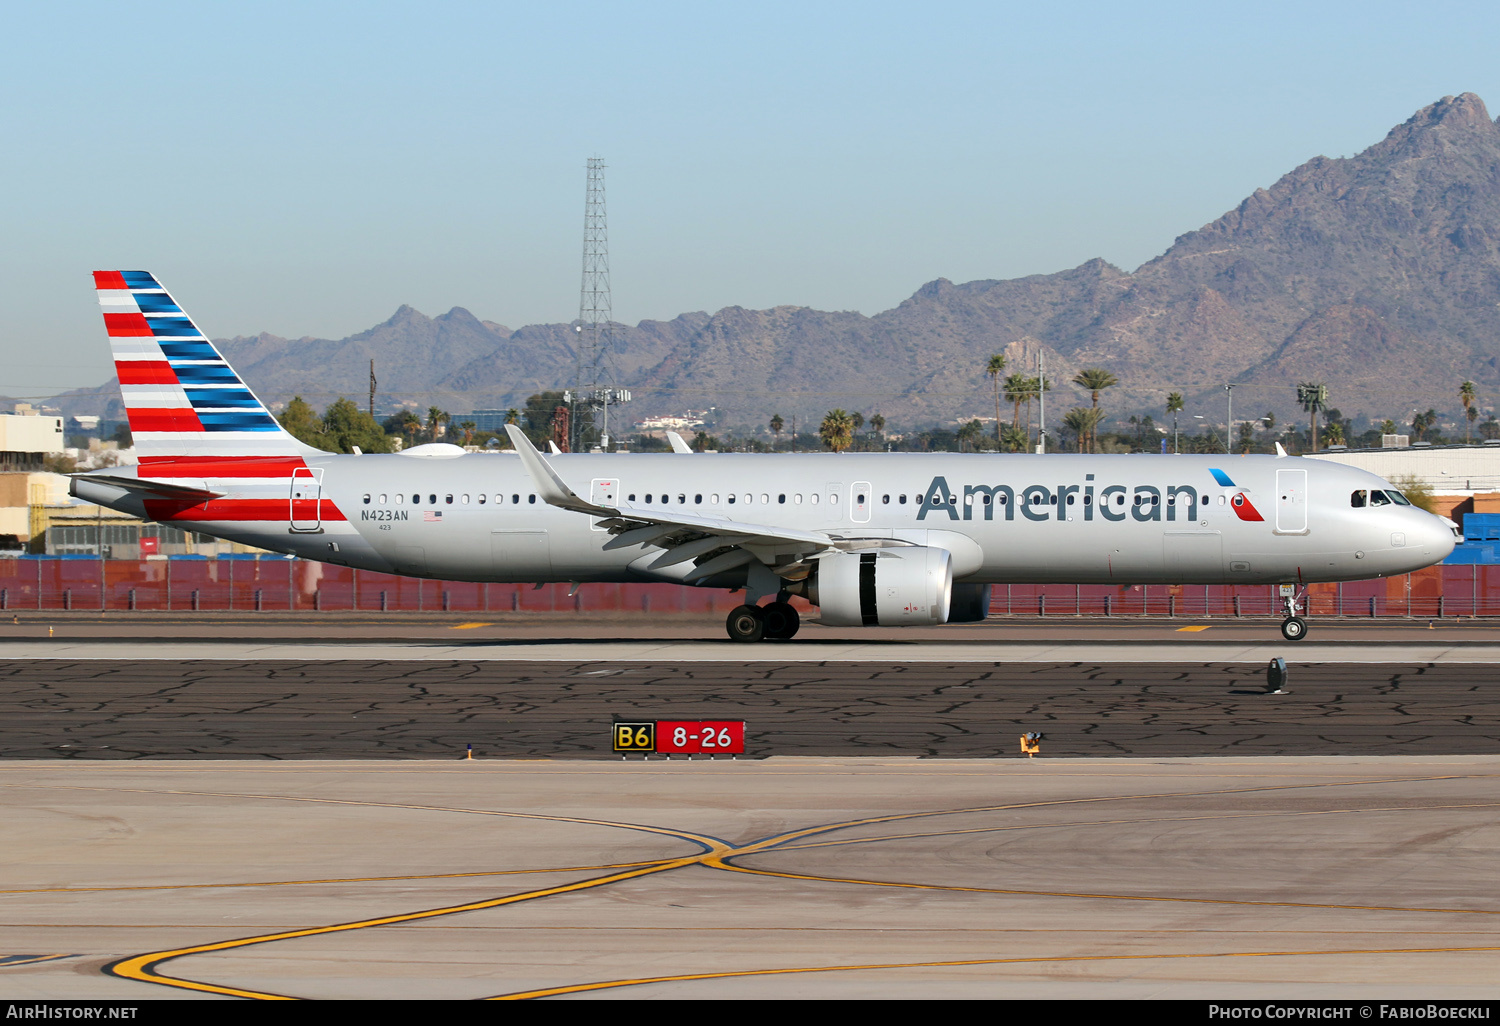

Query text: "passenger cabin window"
[512, 494, 520, 504]
[528, 494, 536, 504]
[1351, 490, 1367, 508]
[363, 494, 371, 504]
[429, 494, 437, 504]
[478, 494, 486, 504]
[378, 493, 387, 504]
[778, 493, 786, 504]
[898, 495, 906, 504]
[445, 494, 453, 504]
[761, 493, 770, 504]
[882, 494, 890, 504]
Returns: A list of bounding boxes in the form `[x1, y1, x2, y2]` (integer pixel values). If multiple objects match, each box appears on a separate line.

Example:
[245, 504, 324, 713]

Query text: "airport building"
[0, 408, 65, 473]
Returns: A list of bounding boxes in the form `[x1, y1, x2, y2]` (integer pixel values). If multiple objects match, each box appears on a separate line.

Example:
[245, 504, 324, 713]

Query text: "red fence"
[0, 558, 1483, 618]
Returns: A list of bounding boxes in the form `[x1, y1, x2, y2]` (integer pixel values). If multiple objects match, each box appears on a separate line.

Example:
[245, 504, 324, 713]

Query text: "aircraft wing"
[72, 473, 224, 501]
[504, 425, 843, 573]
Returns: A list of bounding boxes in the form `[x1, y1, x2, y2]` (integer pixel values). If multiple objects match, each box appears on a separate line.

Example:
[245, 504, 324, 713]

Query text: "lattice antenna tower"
[571, 156, 628, 450]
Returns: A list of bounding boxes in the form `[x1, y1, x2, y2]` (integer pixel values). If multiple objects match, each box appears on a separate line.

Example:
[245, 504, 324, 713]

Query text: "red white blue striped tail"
[94, 271, 316, 461]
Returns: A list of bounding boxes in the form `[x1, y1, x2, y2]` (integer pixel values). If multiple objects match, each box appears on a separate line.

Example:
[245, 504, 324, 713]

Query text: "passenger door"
[1275, 469, 1308, 535]
[290, 467, 323, 533]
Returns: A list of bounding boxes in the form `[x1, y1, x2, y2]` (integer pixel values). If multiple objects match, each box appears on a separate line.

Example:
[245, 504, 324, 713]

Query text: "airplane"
[71, 271, 1459, 643]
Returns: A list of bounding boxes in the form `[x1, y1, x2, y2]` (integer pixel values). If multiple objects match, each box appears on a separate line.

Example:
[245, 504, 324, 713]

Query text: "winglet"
[547, 440, 562, 454]
[505, 425, 613, 515]
[666, 431, 693, 454]
[1275, 442, 1288, 458]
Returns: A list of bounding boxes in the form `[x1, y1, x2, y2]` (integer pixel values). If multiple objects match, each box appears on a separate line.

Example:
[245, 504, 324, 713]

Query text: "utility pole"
[1036, 351, 1046, 454]
[574, 156, 629, 450]
[1225, 383, 1234, 455]
[369, 359, 376, 419]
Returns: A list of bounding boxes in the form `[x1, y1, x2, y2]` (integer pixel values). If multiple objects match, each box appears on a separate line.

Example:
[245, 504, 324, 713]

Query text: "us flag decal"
[422, 510, 443, 522]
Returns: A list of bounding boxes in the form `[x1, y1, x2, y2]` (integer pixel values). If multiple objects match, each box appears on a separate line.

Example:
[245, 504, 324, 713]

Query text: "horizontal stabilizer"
[72, 474, 223, 501]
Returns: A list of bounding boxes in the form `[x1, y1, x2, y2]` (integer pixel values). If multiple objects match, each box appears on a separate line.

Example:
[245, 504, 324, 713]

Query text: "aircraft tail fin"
[93, 270, 318, 462]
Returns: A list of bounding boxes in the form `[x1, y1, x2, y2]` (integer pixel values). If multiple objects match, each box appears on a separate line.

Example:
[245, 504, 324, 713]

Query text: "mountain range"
[48, 93, 1500, 434]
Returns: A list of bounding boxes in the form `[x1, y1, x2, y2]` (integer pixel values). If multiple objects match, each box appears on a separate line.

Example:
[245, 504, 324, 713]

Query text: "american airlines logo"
[914, 472, 1257, 524]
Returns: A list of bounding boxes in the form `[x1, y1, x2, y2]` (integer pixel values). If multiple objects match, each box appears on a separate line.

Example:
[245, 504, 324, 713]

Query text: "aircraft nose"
[1419, 513, 1458, 562]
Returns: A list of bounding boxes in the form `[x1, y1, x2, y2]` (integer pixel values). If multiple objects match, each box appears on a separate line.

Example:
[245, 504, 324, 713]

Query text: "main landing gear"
[726, 600, 800, 643]
[1280, 588, 1308, 642]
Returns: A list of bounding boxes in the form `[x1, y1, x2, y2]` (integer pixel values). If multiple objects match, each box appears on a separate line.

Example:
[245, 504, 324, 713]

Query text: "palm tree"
[955, 419, 983, 452]
[1412, 408, 1437, 442]
[1461, 381, 1477, 442]
[399, 410, 421, 448]
[819, 409, 854, 452]
[460, 420, 476, 445]
[869, 413, 885, 446]
[1165, 392, 1184, 453]
[851, 412, 865, 450]
[1296, 383, 1327, 452]
[1063, 407, 1101, 453]
[986, 353, 1007, 448]
[1323, 421, 1345, 447]
[1072, 368, 1119, 453]
[504, 408, 520, 426]
[769, 413, 784, 449]
[1003, 373, 1030, 433]
[426, 406, 449, 443]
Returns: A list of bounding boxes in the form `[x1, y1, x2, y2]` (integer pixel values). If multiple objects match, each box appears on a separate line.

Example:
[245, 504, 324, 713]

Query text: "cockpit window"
[1369, 490, 1392, 507]
[1351, 490, 1367, 508]
[1385, 489, 1412, 506]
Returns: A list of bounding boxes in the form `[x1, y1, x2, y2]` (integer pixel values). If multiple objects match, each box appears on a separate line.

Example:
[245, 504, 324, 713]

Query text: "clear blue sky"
[5, 1, 1500, 396]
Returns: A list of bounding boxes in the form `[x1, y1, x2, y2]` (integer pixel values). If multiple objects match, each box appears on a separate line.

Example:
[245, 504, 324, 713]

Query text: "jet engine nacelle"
[812, 546, 953, 626]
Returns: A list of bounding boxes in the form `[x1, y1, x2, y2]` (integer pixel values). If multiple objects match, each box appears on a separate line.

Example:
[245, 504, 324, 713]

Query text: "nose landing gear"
[1279, 587, 1308, 641]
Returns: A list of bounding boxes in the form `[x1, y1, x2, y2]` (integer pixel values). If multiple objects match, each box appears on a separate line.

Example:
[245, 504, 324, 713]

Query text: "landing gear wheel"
[1280, 616, 1308, 642]
[761, 601, 800, 641]
[726, 604, 766, 644]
